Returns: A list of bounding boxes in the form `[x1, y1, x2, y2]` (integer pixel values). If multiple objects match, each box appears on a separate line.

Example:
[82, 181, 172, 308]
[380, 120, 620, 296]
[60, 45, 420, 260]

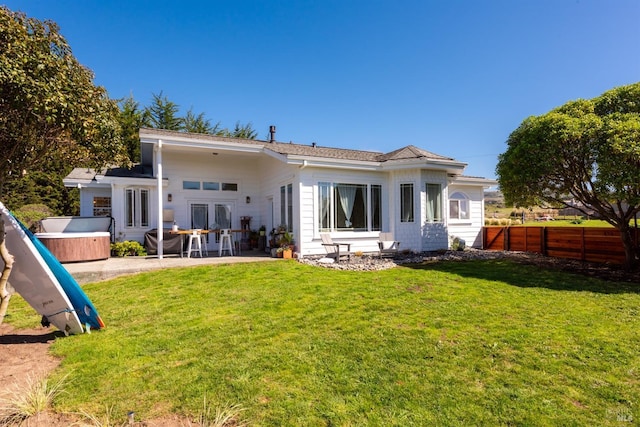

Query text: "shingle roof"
[377, 145, 454, 161]
[139, 128, 456, 163]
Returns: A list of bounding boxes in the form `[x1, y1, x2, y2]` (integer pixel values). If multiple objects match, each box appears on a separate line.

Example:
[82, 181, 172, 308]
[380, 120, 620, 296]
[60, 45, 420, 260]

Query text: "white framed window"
[203, 182, 219, 191]
[318, 182, 382, 232]
[280, 183, 293, 232]
[185, 180, 238, 192]
[183, 181, 200, 190]
[125, 188, 149, 228]
[400, 183, 414, 223]
[449, 191, 470, 220]
[425, 183, 442, 222]
[93, 197, 111, 217]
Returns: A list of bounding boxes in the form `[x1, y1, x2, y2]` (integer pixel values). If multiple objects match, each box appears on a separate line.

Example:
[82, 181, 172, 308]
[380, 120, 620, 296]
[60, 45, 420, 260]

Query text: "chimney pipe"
[269, 125, 276, 143]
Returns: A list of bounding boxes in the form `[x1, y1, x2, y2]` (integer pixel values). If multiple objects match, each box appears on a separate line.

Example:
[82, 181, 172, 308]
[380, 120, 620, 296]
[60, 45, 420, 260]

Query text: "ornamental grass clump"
[0, 373, 68, 426]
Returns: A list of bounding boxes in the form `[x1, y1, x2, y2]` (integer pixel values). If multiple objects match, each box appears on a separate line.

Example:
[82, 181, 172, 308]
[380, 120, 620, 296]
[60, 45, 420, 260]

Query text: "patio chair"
[320, 232, 352, 263]
[378, 232, 400, 258]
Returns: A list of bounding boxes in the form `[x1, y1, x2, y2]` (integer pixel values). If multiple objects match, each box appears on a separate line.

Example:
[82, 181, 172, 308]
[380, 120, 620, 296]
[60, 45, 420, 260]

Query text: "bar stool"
[187, 229, 203, 258]
[219, 229, 234, 256]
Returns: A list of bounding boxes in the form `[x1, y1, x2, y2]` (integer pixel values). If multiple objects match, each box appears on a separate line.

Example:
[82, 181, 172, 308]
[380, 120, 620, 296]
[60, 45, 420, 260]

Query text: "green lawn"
[6, 260, 640, 425]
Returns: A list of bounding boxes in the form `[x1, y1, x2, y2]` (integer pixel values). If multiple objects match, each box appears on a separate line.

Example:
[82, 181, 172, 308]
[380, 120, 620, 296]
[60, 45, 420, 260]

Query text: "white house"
[64, 127, 496, 258]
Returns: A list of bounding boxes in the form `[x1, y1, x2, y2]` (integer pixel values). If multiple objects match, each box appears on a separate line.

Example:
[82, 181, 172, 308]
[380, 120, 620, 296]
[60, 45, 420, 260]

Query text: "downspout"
[156, 140, 164, 259]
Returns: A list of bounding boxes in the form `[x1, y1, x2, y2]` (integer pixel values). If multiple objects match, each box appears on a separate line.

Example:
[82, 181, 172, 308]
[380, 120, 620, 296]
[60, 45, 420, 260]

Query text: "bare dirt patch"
[0, 324, 193, 426]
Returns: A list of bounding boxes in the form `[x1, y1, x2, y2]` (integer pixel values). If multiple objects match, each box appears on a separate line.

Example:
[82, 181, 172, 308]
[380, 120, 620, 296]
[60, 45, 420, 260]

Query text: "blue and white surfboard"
[14, 216, 105, 331]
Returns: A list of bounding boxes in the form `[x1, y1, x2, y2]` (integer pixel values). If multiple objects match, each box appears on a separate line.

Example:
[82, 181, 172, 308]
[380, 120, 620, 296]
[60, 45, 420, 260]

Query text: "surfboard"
[0, 202, 84, 335]
[18, 220, 105, 330]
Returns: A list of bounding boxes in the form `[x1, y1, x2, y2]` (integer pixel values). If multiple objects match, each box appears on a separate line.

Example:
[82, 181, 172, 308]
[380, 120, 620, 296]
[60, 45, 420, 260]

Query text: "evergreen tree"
[144, 91, 183, 130]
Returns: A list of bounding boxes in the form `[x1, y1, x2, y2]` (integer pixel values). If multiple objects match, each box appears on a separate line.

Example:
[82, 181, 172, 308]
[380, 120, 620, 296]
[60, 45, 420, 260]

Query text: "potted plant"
[278, 231, 294, 258]
[281, 245, 293, 259]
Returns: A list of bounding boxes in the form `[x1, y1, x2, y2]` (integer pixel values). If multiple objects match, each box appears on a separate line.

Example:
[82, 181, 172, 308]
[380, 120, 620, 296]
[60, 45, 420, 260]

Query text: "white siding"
[420, 171, 449, 251]
[447, 184, 485, 248]
[389, 169, 422, 252]
[79, 188, 110, 217]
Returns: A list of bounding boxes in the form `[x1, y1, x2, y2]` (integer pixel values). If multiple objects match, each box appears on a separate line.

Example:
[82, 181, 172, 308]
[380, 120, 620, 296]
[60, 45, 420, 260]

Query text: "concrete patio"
[64, 251, 278, 284]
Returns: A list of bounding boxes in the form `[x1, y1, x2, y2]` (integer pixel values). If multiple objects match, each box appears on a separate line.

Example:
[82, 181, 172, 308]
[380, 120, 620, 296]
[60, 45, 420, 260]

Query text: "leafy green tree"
[496, 83, 640, 268]
[144, 91, 183, 130]
[0, 7, 127, 198]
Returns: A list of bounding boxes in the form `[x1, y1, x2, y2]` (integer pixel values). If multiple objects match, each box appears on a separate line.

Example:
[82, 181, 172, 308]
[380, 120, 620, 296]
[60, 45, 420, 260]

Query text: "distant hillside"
[484, 190, 504, 207]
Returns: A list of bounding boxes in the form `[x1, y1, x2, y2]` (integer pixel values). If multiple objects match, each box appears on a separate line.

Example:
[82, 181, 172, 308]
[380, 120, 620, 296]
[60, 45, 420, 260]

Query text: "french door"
[188, 201, 235, 249]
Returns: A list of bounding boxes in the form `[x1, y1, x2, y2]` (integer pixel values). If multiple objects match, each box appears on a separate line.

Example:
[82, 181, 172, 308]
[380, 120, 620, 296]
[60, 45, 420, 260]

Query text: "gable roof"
[138, 128, 464, 170]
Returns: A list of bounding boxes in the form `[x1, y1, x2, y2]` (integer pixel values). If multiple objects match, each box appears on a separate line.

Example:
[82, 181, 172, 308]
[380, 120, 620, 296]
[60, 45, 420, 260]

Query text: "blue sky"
[4, 1, 639, 180]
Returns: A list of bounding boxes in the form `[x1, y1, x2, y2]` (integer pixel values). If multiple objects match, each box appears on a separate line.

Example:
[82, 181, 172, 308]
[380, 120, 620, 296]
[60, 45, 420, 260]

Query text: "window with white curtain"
[124, 188, 149, 227]
[400, 183, 414, 222]
[318, 182, 381, 232]
[425, 183, 442, 223]
[449, 191, 470, 219]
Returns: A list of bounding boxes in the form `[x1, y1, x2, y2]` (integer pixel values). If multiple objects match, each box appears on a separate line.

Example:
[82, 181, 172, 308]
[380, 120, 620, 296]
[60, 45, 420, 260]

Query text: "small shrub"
[570, 218, 584, 224]
[12, 204, 54, 231]
[110, 240, 146, 257]
[354, 251, 364, 257]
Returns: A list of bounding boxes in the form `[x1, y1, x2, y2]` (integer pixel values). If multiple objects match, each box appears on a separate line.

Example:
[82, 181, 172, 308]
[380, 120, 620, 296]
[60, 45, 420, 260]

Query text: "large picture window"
[400, 183, 414, 222]
[425, 183, 442, 222]
[125, 188, 149, 228]
[449, 191, 470, 220]
[318, 182, 381, 232]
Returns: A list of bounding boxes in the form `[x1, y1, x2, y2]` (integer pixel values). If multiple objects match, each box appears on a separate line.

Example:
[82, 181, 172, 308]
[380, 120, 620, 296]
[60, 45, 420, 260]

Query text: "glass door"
[189, 201, 235, 251]
[189, 203, 210, 252]
[213, 202, 234, 250]
[214, 203, 232, 230]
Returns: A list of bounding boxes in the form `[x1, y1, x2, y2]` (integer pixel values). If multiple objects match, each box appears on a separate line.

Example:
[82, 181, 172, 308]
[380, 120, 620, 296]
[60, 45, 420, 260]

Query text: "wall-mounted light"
[246, 196, 251, 204]
[168, 193, 172, 202]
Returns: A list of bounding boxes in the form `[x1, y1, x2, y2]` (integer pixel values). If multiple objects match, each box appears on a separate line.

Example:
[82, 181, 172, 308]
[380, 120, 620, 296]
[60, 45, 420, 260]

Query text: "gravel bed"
[298, 249, 640, 283]
[297, 248, 515, 271]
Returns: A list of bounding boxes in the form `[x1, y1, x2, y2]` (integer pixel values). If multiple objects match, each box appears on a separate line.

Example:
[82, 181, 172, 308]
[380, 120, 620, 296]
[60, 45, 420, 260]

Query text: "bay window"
[425, 183, 442, 222]
[400, 183, 414, 222]
[318, 182, 381, 232]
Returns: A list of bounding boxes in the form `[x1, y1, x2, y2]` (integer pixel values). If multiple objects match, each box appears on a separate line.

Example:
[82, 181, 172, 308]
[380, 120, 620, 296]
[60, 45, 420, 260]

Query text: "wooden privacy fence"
[483, 226, 639, 265]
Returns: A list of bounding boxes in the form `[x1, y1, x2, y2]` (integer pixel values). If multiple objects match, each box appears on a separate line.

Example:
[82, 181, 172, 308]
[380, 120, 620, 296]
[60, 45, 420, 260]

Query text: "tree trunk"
[0, 217, 15, 326]
[619, 223, 639, 271]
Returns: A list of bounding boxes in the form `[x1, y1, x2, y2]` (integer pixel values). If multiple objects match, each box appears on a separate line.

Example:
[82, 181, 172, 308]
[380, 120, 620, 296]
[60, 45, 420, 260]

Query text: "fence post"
[504, 226, 509, 251]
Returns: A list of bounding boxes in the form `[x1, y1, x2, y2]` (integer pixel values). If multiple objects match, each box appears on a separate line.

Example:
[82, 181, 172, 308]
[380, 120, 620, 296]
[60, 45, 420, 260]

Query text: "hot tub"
[35, 232, 111, 263]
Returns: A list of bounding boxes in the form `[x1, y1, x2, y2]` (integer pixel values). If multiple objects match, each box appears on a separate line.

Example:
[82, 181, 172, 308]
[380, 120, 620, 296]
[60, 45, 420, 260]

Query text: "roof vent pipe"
[269, 125, 276, 143]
